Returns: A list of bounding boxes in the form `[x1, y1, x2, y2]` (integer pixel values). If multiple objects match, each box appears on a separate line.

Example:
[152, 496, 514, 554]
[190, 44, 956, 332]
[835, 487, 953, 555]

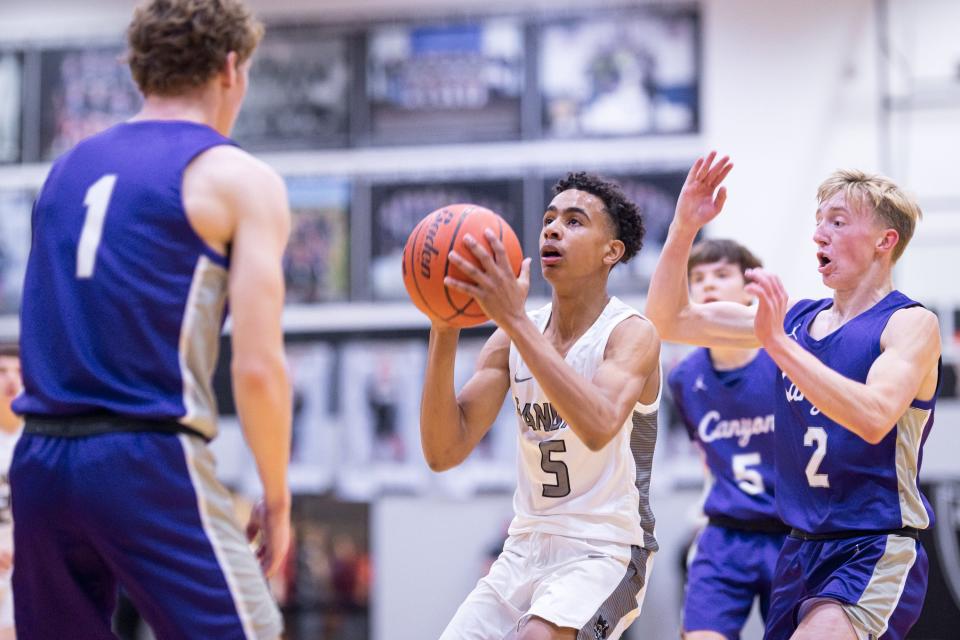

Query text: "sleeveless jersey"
[13, 121, 235, 439]
[776, 291, 938, 533]
[507, 297, 660, 550]
[668, 348, 780, 524]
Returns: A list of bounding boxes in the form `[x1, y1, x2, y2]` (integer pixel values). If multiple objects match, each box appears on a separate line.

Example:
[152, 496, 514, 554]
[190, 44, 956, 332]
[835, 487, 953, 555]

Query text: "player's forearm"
[232, 354, 292, 506]
[505, 317, 620, 451]
[646, 222, 699, 341]
[420, 326, 470, 470]
[767, 336, 896, 444]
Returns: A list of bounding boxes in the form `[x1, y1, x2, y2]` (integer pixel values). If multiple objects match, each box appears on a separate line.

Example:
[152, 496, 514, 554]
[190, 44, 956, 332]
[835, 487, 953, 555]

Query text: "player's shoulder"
[883, 305, 941, 345]
[189, 145, 285, 196]
[605, 314, 660, 366]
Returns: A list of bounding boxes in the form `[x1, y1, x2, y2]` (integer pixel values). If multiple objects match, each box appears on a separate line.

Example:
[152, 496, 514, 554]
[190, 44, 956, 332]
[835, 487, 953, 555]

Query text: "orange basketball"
[402, 204, 523, 328]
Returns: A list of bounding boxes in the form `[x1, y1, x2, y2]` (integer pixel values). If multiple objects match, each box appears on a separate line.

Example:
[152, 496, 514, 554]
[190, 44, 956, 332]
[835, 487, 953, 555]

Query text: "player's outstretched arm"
[420, 326, 511, 471]
[646, 152, 759, 349]
[748, 269, 941, 443]
[191, 146, 293, 576]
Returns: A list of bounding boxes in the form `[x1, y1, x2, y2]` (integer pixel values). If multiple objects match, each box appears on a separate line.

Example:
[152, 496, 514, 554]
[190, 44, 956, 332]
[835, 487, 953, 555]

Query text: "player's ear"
[221, 51, 239, 87]
[876, 228, 899, 258]
[604, 239, 625, 267]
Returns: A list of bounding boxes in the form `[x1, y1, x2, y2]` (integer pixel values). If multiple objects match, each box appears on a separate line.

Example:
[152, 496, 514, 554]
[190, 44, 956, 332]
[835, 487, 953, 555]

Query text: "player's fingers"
[462, 234, 495, 270]
[698, 150, 717, 179]
[705, 155, 731, 186]
[518, 257, 532, 289]
[483, 229, 509, 267]
[448, 250, 482, 279]
[714, 186, 728, 213]
[713, 161, 734, 189]
[444, 277, 480, 298]
[686, 157, 704, 184]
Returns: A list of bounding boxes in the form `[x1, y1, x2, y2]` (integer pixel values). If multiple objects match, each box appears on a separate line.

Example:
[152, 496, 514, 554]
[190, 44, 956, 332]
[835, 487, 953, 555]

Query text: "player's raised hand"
[446, 229, 532, 331]
[246, 496, 291, 578]
[744, 268, 790, 349]
[674, 151, 734, 233]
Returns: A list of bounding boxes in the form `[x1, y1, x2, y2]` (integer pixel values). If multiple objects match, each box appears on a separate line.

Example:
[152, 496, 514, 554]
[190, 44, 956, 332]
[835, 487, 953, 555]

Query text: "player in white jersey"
[421, 172, 661, 640]
[0, 344, 22, 639]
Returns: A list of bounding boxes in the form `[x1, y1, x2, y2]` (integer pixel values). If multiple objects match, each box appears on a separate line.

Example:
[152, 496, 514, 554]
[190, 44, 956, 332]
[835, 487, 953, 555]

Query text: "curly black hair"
[553, 172, 645, 264]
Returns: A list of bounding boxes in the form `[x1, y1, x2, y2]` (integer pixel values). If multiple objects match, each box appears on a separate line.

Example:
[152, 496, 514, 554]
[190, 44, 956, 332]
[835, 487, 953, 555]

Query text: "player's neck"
[132, 90, 226, 135]
[830, 267, 894, 324]
[548, 287, 610, 343]
[708, 347, 759, 371]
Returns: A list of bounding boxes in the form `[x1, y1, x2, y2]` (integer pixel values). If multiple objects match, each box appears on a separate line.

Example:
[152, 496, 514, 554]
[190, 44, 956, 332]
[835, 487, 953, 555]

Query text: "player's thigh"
[792, 600, 858, 640]
[527, 539, 653, 640]
[440, 536, 530, 640]
[81, 432, 282, 640]
[507, 615, 576, 640]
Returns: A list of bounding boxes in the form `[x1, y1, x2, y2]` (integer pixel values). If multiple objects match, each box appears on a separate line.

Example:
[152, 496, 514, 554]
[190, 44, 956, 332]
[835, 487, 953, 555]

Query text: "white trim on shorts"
[179, 434, 282, 640]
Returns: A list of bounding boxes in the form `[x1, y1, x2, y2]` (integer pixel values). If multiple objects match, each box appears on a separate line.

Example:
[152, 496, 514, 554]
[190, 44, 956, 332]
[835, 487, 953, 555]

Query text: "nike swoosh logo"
[514, 372, 533, 383]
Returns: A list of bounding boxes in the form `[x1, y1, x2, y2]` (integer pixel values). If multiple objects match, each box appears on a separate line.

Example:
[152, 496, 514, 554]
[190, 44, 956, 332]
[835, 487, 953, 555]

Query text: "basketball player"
[11, 1, 291, 638]
[421, 172, 661, 640]
[667, 240, 788, 640]
[647, 153, 940, 640]
[0, 344, 21, 640]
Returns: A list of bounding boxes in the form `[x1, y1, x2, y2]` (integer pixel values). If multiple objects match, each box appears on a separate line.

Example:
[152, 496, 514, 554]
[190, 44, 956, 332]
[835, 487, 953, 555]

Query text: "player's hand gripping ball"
[402, 204, 523, 327]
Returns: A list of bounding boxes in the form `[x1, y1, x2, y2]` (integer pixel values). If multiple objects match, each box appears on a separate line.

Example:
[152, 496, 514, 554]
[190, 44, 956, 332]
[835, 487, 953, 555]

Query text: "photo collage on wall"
[540, 8, 699, 137]
[233, 27, 351, 150]
[2, 6, 700, 163]
[366, 18, 525, 143]
[38, 46, 142, 160]
[284, 177, 351, 304]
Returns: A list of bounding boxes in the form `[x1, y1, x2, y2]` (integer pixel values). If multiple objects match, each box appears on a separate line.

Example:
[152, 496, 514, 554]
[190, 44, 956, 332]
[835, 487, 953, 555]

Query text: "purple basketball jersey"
[776, 291, 938, 534]
[668, 348, 780, 524]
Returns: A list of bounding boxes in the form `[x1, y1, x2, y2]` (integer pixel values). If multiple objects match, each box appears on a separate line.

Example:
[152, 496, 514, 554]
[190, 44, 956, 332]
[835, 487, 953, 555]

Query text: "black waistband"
[709, 515, 791, 535]
[24, 414, 205, 440]
[789, 526, 921, 541]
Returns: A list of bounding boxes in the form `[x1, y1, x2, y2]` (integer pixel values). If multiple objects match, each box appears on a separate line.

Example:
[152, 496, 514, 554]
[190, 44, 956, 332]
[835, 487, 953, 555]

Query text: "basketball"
[402, 204, 523, 327]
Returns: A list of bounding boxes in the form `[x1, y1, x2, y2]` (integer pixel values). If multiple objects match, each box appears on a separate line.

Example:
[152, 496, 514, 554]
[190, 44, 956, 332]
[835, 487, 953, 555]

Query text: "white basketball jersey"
[507, 297, 659, 550]
[0, 426, 21, 552]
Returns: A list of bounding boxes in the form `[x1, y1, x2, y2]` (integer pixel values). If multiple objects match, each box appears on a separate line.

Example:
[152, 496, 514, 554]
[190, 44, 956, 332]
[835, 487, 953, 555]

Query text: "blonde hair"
[817, 170, 922, 262]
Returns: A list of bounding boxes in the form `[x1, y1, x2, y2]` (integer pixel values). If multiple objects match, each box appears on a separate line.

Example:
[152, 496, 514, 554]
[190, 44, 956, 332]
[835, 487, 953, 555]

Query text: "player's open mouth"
[817, 252, 832, 273]
[540, 246, 563, 266]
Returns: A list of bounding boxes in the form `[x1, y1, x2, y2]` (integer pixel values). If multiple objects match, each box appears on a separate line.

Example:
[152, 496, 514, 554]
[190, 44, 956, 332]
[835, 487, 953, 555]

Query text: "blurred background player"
[0, 344, 20, 640]
[10, 0, 292, 638]
[666, 239, 788, 640]
[420, 173, 660, 640]
[647, 153, 940, 640]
